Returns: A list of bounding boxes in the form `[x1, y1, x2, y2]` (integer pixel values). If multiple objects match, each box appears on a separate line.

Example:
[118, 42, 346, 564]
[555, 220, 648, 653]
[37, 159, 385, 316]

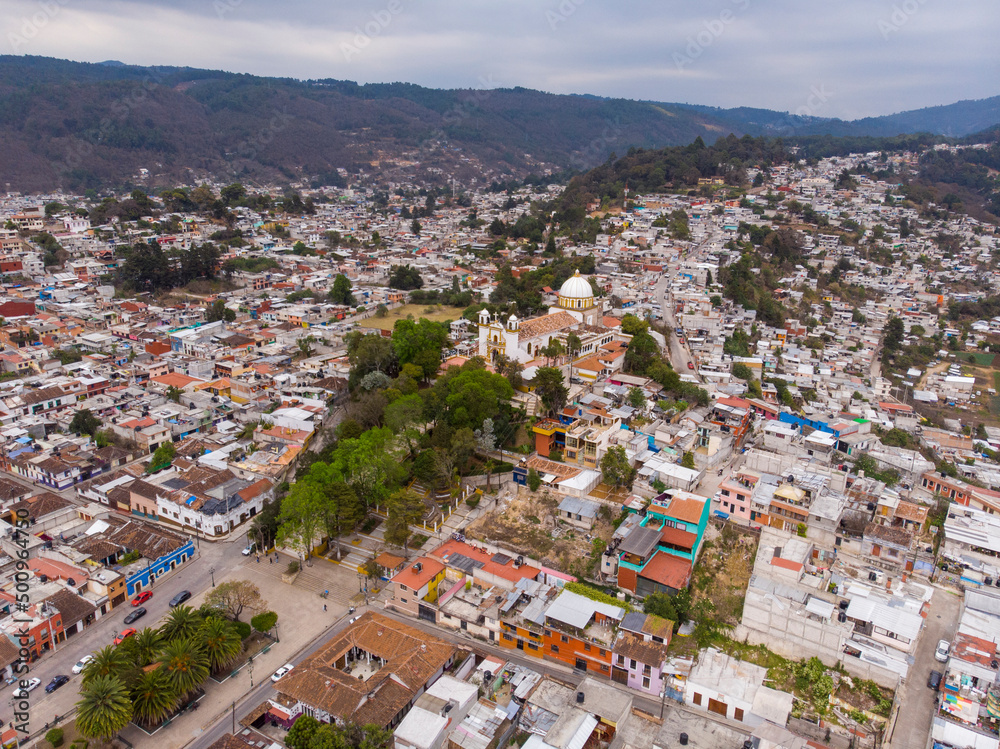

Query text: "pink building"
[717, 471, 758, 523]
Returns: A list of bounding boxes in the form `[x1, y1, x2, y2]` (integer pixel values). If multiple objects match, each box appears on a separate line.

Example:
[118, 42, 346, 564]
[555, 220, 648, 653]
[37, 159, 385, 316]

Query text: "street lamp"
[248, 656, 254, 688]
[210, 567, 216, 587]
[273, 622, 280, 644]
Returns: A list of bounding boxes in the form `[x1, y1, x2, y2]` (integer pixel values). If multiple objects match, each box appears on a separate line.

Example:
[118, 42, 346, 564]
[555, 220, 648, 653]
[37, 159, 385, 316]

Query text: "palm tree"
[82, 645, 128, 686]
[159, 605, 201, 642]
[133, 627, 164, 667]
[130, 669, 176, 728]
[76, 674, 133, 743]
[201, 617, 243, 672]
[160, 638, 210, 699]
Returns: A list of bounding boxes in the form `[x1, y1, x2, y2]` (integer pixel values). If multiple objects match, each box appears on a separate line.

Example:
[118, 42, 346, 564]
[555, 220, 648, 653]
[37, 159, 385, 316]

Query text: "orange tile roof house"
[274, 611, 456, 729]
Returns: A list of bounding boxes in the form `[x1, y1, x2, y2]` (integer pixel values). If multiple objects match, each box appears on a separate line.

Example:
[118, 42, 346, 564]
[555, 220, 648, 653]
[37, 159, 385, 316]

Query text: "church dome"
[558, 270, 593, 300]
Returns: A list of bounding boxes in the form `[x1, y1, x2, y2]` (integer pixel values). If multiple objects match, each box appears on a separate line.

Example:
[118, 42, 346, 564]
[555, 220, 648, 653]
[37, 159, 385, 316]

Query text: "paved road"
[654, 273, 698, 378]
[7, 538, 247, 740]
[887, 587, 961, 749]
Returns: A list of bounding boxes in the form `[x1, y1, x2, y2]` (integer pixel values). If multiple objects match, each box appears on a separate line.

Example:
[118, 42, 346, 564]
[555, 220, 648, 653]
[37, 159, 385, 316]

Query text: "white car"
[935, 639, 950, 662]
[241, 542, 256, 557]
[12, 677, 41, 698]
[72, 655, 95, 674]
[271, 663, 294, 683]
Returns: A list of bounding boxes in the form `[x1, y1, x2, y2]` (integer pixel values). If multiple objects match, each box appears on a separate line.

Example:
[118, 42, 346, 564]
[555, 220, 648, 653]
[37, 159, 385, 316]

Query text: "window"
[584, 643, 591, 652]
[551, 645, 559, 653]
[734, 708, 745, 722]
[630, 659, 637, 670]
[528, 642, 538, 650]
[643, 664, 651, 676]
[642, 676, 650, 689]
[502, 633, 513, 641]
[599, 649, 606, 656]
[400, 598, 407, 604]
[600, 664, 609, 672]
[399, 585, 407, 592]
[693, 693, 702, 706]
[617, 654, 625, 666]
[561, 635, 569, 643]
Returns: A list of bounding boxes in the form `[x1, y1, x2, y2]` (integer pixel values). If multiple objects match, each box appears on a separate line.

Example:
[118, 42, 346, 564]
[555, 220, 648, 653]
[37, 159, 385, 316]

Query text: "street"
[887, 587, 961, 749]
[6, 536, 247, 739]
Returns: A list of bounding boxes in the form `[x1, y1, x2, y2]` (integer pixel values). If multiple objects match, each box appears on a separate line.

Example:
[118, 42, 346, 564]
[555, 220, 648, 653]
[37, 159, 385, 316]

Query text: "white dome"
[558, 270, 593, 300]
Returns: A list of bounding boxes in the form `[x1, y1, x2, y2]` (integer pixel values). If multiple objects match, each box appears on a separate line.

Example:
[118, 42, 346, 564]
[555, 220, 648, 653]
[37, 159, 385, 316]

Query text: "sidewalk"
[118, 566, 350, 749]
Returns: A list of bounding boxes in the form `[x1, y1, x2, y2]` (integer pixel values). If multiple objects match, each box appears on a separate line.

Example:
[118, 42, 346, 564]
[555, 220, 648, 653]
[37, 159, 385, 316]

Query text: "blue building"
[124, 537, 196, 597]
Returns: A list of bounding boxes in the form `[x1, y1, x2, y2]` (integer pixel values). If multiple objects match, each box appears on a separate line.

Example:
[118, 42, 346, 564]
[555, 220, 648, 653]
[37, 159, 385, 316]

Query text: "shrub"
[527, 468, 542, 491]
[286, 561, 299, 575]
[46, 728, 64, 747]
[233, 621, 252, 639]
[465, 496, 480, 509]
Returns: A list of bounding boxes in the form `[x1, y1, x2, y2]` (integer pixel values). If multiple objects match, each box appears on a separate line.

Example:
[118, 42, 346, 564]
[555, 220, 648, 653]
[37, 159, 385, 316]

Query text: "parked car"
[72, 655, 95, 674]
[169, 590, 192, 607]
[935, 639, 951, 662]
[45, 675, 70, 693]
[687, 361, 695, 369]
[124, 607, 147, 625]
[271, 664, 294, 682]
[131, 591, 153, 606]
[927, 670, 943, 690]
[241, 542, 256, 556]
[114, 628, 137, 645]
[12, 678, 40, 698]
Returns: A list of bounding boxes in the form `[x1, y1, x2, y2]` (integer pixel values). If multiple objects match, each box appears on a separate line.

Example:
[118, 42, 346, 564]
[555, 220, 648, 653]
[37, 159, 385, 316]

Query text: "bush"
[465, 496, 480, 509]
[286, 561, 299, 575]
[251, 611, 278, 633]
[527, 468, 542, 491]
[233, 621, 252, 639]
[46, 728, 64, 747]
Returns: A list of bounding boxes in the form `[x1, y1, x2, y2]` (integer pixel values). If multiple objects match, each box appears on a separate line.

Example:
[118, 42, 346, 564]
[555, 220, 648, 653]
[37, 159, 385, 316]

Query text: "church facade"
[478, 270, 608, 364]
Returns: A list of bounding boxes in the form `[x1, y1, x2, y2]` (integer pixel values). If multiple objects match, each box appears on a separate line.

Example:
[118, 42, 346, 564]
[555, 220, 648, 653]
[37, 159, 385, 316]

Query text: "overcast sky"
[4, 0, 997, 120]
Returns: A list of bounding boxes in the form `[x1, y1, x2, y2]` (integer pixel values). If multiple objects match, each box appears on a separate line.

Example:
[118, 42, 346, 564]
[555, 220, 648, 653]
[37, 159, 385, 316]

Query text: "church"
[478, 270, 615, 364]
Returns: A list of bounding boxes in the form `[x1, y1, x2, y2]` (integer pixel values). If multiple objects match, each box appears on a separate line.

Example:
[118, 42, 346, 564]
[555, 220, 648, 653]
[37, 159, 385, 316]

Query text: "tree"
[527, 468, 542, 491]
[298, 336, 315, 359]
[200, 617, 243, 670]
[251, 611, 278, 634]
[205, 299, 235, 323]
[475, 417, 496, 454]
[384, 489, 426, 550]
[362, 559, 385, 584]
[627, 387, 646, 409]
[328, 426, 405, 508]
[540, 337, 565, 365]
[278, 478, 326, 564]
[81, 645, 129, 687]
[286, 715, 322, 749]
[565, 332, 582, 359]
[70, 409, 101, 437]
[147, 441, 176, 472]
[732, 362, 753, 380]
[132, 627, 164, 667]
[411, 218, 422, 236]
[130, 668, 175, 727]
[883, 316, 905, 353]
[600, 445, 637, 490]
[329, 274, 356, 306]
[532, 367, 568, 416]
[494, 353, 524, 390]
[388, 265, 423, 290]
[166, 385, 183, 403]
[159, 605, 202, 643]
[75, 674, 133, 742]
[681, 452, 696, 469]
[392, 318, 449, 380]
[159, 638, 210, 699]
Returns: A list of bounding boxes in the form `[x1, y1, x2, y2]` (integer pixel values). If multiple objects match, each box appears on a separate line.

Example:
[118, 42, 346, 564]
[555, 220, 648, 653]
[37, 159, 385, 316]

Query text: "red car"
[114, 628, 136, 646]
[131, 591, 153, 606]
[687, 361, 695, 370]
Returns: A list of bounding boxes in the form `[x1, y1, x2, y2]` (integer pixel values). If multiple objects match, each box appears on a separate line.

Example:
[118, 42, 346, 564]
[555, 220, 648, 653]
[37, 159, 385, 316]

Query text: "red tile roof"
[639, 552, 691, 590]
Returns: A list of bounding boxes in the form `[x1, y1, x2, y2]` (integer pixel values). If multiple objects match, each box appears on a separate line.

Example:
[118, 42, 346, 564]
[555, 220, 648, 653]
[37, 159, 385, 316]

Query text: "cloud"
[1, 0, 996, 118]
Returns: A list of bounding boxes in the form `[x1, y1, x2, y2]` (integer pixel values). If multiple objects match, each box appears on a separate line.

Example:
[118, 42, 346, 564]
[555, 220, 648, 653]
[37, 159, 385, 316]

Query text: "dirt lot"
[357, 303, 462, 331]
[691, 522, 759, 628]
[464, 488, 616, 578]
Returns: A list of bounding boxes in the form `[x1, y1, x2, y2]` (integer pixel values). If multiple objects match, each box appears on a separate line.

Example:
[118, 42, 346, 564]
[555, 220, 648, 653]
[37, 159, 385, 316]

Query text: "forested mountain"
[0, 56, 996, 192]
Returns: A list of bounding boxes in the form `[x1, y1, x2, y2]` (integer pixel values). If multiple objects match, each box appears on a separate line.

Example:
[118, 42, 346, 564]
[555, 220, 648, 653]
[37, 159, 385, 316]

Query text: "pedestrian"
[323, 604, 327, 612]
[269, 557, 272, 564]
